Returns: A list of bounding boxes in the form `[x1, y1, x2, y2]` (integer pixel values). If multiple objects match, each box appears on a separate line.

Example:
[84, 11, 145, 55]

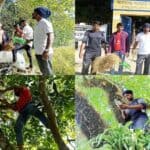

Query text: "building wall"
[112, 0, 150, 32]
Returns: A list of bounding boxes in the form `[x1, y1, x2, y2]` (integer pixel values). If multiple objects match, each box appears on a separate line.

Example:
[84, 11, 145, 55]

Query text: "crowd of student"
[79, 21, 150, 75]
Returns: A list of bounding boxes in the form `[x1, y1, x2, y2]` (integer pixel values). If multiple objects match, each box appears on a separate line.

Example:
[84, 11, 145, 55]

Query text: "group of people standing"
[79, 21, 150, 75]
[0, 7, 54, 75]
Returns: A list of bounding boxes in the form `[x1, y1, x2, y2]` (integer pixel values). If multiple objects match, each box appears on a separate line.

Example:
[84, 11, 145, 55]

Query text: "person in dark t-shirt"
[79, 21, 108, 75]
[119, 90, 148, 130]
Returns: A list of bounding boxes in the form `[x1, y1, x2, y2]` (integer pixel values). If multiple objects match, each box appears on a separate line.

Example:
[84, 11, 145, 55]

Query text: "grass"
[76, 76, 117, 126]
[53, 46, 74, 75]
[21, 46, 75, 75]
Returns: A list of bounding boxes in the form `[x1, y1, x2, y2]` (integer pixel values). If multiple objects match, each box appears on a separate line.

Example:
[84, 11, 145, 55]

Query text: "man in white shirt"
[20, 20, 33, 69]
[32, 7, 54, 75]
[133, 23, 150, 75]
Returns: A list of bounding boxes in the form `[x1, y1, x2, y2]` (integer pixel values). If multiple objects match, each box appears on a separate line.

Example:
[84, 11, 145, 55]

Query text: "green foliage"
[53, 46, 74, 75]
[0, 1, 19, 36]
[91, 124, 150, 150]
[76, 76, 117, 126]
[0, 0, 74, 47]
[0, 76, 75, 149]
[23, 46, 75, 75]
[105, 75, 150, 103]
[18, 0, 74, 46]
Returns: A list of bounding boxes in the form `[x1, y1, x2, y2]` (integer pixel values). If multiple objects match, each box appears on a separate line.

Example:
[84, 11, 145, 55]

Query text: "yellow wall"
[112, 0, 150, 32]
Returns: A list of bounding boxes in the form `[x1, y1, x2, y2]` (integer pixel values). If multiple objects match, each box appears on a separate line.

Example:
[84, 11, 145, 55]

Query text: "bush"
[53, 46, 74, 75]
[91, 123, 150, 150]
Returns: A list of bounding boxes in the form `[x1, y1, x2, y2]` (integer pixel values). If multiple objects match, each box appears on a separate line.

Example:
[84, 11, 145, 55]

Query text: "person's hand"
[79, 51, 84, 59]
[119, 104, 129, 109]
[42, 51, 49, 60]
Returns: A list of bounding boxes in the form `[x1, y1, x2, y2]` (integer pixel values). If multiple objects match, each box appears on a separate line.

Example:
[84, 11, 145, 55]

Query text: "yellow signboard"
[113, 0, 150, 11]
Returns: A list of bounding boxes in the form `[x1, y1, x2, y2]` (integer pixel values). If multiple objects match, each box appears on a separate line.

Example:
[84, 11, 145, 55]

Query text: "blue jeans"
[111, 51, 125, 74]
[14, 102, 49, 146]
[36, 55, 53, 75]
[130, 115, 148, 130]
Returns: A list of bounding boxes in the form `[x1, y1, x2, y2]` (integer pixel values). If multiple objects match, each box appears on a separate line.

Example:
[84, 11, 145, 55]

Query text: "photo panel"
[0, 75, 75, 149]
[0, 0, 74, 75]
[75, 0, 150, 75]
[75, 75, 150, 149]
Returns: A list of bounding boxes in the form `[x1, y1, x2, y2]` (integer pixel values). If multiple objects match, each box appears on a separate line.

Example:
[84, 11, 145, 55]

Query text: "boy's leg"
[90, 53, 100, 74]
[118, 52, 125, 74]
[110, 52, 119, 74]
[143, 54, 150, 75]
[24, 45, 33, 68]
[82, 52, 92, 75]
[31, 106, 49, 128]
[14, 112, 30, 148]
[36, 55, 53, 75]
[132, 116, 148, 129]
[135, 55, 144, 75]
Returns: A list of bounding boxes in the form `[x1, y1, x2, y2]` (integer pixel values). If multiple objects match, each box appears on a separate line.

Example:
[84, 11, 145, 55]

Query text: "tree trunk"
[75, 91, 107, 139]
[83, 77, 125, 123]
[0, 129, 15, 150]
[39, 76, 69, 150]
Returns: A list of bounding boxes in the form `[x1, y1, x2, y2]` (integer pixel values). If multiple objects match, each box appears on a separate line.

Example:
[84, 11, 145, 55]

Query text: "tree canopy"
[0, 0, 74, 46]
[0, 75, 75, 149]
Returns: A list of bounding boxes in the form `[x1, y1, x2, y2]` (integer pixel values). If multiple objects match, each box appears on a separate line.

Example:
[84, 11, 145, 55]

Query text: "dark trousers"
[82, 51, 100, 75]
[13, 44, 33, 68]
[14, 103, 49, 146]
[36, 55, 53, 75]
[135, 54, 150, 75]
[130, 115, 148, 130]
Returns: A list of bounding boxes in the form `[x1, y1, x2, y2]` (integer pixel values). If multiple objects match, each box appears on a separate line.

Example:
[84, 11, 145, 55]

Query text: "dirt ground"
[75, 47, 137, 75]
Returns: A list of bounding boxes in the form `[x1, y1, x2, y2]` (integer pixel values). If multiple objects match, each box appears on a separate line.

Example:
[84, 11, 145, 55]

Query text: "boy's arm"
[119, 104, 144, 110]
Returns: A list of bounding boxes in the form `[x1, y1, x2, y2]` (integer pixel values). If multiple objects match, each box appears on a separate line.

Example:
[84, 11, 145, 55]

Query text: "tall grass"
[23, 46, 74, 75]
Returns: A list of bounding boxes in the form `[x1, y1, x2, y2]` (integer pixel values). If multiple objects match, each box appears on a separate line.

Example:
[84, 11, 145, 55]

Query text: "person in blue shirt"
[119, 90, 148, 130]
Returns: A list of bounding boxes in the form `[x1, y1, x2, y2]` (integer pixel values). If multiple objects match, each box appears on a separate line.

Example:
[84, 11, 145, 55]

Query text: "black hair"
[92, 21, 101, 26]
[123, 90, 133, 96]
[117, 22, 124, 28]
[20, 20, 26, 24]
[13, 24, 19, 28]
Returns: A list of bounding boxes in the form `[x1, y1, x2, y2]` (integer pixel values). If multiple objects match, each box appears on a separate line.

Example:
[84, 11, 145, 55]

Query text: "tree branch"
[39, 76, 69, 150]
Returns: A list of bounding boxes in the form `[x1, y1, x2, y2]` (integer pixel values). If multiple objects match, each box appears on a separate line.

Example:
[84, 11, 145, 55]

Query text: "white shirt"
[34, 18, 53, 55]
[136, 32, 150, 55]
[23, 24, 33, 47]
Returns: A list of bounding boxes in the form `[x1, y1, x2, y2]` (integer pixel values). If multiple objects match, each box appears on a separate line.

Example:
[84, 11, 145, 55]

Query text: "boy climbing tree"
[0, 86, 50, 150]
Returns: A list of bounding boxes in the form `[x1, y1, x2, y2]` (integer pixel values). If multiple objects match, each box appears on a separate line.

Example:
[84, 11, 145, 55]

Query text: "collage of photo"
[0, 0, 150, 150]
